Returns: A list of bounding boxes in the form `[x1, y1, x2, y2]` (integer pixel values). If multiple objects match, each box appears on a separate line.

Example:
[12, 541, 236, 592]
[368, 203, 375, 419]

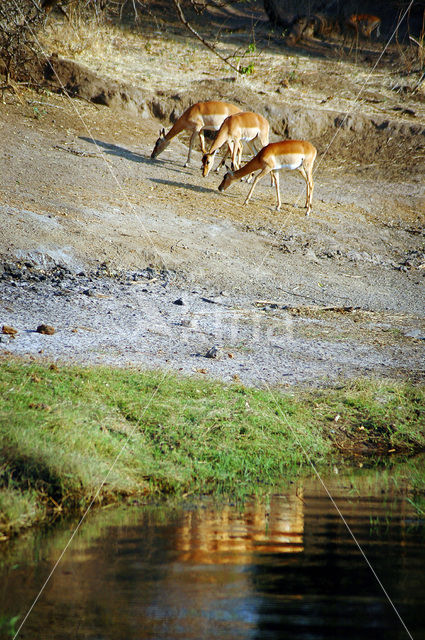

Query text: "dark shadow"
[284, 38, 383, 64]
[79, 136, 148, 164]
[79, 137, 195, 176]
[150, 177, 218, 196]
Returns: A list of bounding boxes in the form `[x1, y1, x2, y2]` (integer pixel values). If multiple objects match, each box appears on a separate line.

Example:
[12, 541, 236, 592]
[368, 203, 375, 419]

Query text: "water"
[1, 466, 424, 640]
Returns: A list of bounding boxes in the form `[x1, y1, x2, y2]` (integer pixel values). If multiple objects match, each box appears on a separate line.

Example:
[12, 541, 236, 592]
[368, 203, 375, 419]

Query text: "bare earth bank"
[1, 11, 424, 386]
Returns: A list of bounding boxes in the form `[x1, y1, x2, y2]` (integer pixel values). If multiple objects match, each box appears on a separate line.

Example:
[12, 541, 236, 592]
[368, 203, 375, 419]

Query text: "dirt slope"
[0, 2, 424, 386]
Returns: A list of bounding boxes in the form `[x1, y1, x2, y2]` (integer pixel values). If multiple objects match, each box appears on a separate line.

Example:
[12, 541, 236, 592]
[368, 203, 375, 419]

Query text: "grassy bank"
[1, 358, 424, 539]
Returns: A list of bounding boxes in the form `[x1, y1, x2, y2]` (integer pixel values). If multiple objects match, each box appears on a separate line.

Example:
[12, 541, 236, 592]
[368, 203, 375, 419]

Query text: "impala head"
[201, 153, 214, 177]
[218, 169, 234, 192]
[151, 128, 168, 159]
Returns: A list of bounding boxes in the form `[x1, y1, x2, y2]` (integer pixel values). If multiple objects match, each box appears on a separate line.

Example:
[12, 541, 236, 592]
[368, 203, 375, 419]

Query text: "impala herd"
[151, 100, 317, 215]
[149, 10, 384, 215]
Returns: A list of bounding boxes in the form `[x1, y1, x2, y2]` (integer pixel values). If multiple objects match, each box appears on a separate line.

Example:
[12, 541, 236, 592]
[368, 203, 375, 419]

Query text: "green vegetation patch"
[1, 359, 424, 538]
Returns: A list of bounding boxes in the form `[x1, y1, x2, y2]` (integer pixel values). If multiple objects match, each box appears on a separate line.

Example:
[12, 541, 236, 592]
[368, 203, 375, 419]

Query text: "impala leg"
[185, 131, 198, 167]
[298, 164, 314, 215]
[246, 139, 258, 156]
[231, 140, 240, 171]
[242, 140, 258, 183]
[307, 171, 314, 215]
[244, 167, 271, 206]
[272, 170, 281, 210]
[238, 142, 256, 182]
[237, 141, 243, 168]
[199, 130, 207, 154]
[237, 142, 259, 183]
[214, 148, 227, 173]
[304, 160, 314, 214]
[297, 165, 309, 209]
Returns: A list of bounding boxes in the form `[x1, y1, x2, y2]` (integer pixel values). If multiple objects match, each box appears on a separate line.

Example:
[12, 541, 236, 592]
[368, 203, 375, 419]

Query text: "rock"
[305, 248, 319, 262]
[36, 324, 55, 335]
[173, 298, 184, 305]
[2, 325, 18, 335]
[205, 346, 220, 359]
[404, 329, 425, 340]
[140, 267, 156, 279]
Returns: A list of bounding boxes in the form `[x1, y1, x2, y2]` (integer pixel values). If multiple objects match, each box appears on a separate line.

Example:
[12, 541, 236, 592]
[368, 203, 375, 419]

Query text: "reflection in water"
[1, 469, 424, 640]
[176, 491, 304, 564]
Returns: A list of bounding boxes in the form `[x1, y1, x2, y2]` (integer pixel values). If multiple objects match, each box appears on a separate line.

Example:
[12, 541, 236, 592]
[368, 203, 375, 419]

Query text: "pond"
[1, 462, 424, 640]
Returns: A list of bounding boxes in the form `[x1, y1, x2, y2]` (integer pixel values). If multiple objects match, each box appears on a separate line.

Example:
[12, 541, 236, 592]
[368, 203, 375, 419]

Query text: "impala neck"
[230, 155, 261, 182]
[209, 128, 228, 155]
[164, 118, 188, 141]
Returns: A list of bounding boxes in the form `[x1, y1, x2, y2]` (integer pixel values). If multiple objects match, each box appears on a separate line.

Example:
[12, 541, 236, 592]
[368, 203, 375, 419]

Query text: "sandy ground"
[0, 1, 424, 387]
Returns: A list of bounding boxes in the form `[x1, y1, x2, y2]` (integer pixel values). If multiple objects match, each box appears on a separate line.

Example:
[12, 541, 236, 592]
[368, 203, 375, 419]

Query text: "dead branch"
[171, 0, 241, 74]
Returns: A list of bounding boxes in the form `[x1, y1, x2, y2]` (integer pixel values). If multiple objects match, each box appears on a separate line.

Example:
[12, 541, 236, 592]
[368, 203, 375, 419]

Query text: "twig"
[0, 80, 28, 105]
[413, 70, 425, 92]
[53, 144, 109, 160]
[171, 0, 241, 74]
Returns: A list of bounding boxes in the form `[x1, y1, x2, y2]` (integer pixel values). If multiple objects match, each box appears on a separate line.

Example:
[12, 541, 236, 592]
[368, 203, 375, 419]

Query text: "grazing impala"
[151, 100, 241, 167]
[201, 111, 270, 177]
[218, 140, 317, 215]
[345, 14, 381, 42]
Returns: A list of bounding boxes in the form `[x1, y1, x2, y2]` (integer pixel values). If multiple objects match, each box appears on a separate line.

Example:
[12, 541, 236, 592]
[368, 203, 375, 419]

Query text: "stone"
[2, 325, 18, 335]
[205, 346, 220, 359]
[36, 324, 55, 335]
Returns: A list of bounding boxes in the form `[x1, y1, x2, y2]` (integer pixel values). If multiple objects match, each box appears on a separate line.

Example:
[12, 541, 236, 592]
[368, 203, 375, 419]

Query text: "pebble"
[36, 324, 55, 335]
[1, 325, 18, 335]
[205, 346, 220, 359]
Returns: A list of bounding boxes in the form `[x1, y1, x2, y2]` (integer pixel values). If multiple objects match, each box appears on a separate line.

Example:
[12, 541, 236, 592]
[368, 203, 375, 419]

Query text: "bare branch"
[171, 0, 241, 74]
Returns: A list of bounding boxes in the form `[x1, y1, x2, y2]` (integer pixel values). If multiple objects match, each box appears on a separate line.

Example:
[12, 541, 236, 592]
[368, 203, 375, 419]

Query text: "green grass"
[1, 358, 424, 538]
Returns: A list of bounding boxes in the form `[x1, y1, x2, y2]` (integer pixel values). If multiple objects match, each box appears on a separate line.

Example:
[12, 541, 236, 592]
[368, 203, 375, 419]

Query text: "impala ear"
[159, 127, 165, 137]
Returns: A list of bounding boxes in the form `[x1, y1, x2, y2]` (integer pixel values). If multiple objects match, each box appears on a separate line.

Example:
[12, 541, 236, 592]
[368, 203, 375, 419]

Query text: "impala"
[151, 100, 241, 167]
[218, 140, 317, 215]
[345, 14, 381, 40]
[201, 111, 270, 177]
